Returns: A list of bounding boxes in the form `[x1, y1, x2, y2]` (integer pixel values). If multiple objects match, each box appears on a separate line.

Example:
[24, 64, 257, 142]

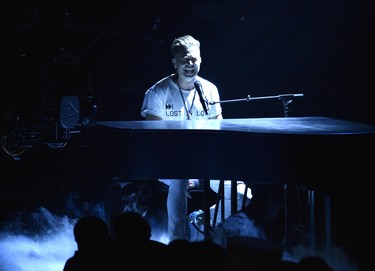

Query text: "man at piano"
[140, 34, 252, 242]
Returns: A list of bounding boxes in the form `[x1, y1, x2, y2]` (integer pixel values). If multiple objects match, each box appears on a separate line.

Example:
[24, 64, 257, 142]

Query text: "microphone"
[194, 80, 209, 115]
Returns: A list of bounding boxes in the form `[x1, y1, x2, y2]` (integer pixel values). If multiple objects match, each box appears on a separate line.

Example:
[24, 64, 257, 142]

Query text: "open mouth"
[184, 68, 194, 75]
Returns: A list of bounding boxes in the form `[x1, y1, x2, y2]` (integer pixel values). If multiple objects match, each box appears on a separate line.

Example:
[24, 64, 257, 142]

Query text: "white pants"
[159, 179, 189, 242]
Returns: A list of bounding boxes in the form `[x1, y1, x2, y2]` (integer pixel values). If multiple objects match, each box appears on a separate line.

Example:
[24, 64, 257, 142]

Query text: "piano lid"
[89, 116, 375, 183]
[97, 116, 375, 135]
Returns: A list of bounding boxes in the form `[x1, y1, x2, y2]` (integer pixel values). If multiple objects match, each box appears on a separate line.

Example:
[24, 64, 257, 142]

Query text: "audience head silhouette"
[109, 211, 169, 271]
[298, 255, 334, 271]
[73, 215, 110, 251]
[63, 215, 111, 271]
[110, 211, 151, 244]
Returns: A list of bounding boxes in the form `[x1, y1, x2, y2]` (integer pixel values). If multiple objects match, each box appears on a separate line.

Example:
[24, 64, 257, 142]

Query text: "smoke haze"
[0, 193, 359, 271]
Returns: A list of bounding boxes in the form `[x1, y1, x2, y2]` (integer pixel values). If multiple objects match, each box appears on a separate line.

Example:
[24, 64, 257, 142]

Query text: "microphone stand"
[209, 93, 304, 117]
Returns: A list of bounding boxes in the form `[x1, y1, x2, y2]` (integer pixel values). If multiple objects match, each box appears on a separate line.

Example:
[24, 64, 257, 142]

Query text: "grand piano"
[94, 116, 375, 184]
[91, 116, 375, 242]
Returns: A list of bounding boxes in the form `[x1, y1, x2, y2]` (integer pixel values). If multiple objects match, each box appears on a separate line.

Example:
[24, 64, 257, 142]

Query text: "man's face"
[173, 46, 201, 80]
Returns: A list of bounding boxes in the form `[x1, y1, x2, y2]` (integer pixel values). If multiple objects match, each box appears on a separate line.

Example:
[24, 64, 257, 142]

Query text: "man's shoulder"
[151, 75, 173, 89]
[145, 76, 174, 96]
[196, 76, 218, 90]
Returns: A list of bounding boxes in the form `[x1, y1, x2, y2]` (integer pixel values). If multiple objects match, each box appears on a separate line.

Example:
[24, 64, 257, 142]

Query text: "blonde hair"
[170, 35, 200, 57]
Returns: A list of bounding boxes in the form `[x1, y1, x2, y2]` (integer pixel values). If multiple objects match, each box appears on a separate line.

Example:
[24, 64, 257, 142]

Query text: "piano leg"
[231, 180, 238, 216]
[307, 189, 332, 251]
[201, 179, 212, 240]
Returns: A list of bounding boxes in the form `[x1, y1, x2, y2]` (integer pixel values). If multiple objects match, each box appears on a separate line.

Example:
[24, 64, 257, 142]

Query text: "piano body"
[91, 116, 375, 242]
[94, 116, 375, 184]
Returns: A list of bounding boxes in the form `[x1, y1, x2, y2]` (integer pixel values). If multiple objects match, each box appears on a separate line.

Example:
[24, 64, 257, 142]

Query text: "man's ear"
[172, 59, 177, 69]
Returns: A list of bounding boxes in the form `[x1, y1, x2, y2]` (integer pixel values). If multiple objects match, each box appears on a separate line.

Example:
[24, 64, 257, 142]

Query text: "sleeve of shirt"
[140, 86, 165, 119]
[207, 83, 222, 118]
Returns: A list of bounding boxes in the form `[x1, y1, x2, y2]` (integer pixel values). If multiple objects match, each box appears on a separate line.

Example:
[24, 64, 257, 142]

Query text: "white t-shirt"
[141, 74, 222, 120]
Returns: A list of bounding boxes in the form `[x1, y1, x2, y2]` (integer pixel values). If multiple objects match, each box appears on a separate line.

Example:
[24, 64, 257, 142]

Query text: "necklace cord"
[178, 83, 196, 120]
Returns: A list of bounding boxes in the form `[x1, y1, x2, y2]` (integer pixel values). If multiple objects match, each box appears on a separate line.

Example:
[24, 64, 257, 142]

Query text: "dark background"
[0, 0, 374, 267]
[2, 0, 374, 123]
